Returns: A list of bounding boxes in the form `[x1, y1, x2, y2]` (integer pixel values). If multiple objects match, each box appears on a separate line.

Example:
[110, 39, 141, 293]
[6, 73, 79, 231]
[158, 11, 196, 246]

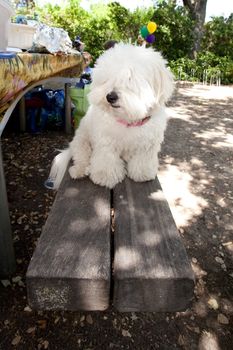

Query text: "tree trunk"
[183, 0, 208, 58]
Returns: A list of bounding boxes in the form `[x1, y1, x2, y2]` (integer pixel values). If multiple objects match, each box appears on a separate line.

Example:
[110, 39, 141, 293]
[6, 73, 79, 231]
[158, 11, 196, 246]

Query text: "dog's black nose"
[106, 91, 118, 104]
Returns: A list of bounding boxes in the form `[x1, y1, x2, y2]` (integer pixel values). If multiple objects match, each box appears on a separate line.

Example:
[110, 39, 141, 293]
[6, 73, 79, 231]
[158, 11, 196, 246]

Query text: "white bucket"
[0, 0, 15, 51]
[8, 23, 36, 49]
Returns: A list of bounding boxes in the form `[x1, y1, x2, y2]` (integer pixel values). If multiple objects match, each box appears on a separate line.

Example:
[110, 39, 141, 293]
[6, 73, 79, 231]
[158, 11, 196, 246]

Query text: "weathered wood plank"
[113, 177, 195, 312]
[26, 173, 111, 311]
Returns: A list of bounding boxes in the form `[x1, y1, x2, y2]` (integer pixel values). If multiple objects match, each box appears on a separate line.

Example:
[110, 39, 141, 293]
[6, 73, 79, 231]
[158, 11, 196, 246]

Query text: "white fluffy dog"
[48, 43, 174, 189]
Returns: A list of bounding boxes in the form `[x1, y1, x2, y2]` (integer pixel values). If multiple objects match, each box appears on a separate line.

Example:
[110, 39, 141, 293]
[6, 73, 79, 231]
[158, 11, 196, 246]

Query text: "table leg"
[19, 96, 26, 132]
[0, 140, 15, 277]
[65, 83, 72, 134]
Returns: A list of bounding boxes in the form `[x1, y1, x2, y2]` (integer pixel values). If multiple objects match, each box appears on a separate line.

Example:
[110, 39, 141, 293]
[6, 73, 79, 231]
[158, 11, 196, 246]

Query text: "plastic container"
[0, 51, 16, 59]
[69, 85, 90, 128]
[0, 0, 15, 51]
[8, 23, 36, 50]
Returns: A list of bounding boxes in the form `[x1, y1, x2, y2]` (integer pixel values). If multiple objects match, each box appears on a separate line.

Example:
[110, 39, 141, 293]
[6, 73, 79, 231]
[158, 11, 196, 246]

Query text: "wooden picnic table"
[0, 51, 84, 276]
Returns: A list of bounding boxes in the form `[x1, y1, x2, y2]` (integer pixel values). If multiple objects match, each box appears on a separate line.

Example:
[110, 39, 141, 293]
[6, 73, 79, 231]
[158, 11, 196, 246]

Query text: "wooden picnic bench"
[26, 172, 195, 312]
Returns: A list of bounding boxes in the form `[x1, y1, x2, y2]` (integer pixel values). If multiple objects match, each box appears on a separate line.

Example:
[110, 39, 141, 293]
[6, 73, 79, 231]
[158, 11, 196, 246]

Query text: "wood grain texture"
[27, 173, 111, 311]
[113, 177, 195, 312]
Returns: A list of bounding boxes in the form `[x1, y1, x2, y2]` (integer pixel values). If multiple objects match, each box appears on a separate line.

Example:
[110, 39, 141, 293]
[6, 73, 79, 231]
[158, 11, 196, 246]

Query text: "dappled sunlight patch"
[159, 163, 208, 227]
[114, 247, 142, 270]
[64, 187, 80, 197]
[166, 105, 198, 123]
[149, 190, 164, 201]
[193, 127, 233, 149]
[190, 157, 205, 167]
[222, 241, 233, 253]
[194, 129, 225, 140]
[214, 134, 233, 149]
[198, 330, 220, 350]
[94, 197, 110, 221]
[54, 242, 77, 258]
[137, 230, 162, 247]
[191, 261, 207, 279]
[178, 84, 233, 100]
[70, 217, 104, 232]
[216, 196, 227, 208]
[207, 296, 219, 311]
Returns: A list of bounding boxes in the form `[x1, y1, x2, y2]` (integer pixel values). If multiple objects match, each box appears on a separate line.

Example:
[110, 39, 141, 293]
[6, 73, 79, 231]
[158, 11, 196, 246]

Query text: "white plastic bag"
[32, 23, 73, 54]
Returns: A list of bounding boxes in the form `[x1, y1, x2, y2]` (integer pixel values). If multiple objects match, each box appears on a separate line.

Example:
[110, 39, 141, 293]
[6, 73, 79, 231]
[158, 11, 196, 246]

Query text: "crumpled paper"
[31, 23, 73, 54]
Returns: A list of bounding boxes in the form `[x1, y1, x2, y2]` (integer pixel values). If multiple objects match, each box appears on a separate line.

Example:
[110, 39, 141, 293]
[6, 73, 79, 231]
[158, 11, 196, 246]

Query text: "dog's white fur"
[49, 43, 174, 189]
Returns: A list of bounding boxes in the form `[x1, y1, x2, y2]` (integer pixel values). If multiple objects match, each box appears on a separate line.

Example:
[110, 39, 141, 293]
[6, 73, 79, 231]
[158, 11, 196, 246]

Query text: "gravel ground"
[0, 83, 233, 349]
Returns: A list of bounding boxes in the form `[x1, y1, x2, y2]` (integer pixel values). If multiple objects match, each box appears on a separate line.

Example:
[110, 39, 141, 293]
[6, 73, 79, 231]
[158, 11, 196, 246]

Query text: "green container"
[69, 85, 90, 128]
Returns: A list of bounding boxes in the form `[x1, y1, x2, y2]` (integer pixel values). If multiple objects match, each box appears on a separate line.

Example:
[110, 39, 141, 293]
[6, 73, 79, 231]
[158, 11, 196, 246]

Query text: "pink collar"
[116, 116, 151, 127]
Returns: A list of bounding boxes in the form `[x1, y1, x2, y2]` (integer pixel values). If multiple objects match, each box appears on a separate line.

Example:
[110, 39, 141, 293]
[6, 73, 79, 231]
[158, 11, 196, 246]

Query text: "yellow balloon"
[147, 21, 157, 34]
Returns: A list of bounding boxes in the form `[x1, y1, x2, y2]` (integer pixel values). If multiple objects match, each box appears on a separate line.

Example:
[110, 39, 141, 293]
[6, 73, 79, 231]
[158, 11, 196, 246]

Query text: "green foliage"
[169, 57, 198, 81]
[197, 52, 233, 84]
[35, 0, 194, 62]
[36, 0, 89, 39]
[170, 52, 233, 84]
[151, 1, 194, 60]
[79, 16, 114, 60]
[12, 0, 233, 84]
[169, 12, 233, 84]
[35, 1, 155, 61]
[13, 0, 37, 21]
[202, 15, 233, 59]
[108, 2, 154, 43]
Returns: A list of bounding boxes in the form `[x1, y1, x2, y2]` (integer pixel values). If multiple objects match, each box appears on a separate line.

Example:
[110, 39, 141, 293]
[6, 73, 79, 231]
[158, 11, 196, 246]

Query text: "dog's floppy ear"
[151, 50, 174, 105]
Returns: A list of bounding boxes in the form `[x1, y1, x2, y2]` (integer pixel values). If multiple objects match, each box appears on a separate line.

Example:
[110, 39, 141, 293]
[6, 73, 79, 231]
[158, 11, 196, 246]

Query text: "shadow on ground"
[159, 83, 233, 349]
[0, 84, 232, 349]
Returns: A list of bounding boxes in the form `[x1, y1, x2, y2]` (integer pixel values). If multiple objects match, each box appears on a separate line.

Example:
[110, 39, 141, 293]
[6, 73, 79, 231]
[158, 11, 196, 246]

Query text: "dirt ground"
[0, 83, 233, 349]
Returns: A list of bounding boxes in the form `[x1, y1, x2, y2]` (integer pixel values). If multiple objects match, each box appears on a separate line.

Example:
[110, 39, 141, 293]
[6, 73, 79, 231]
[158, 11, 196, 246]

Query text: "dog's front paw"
[69, 165, 86, 179]
[90, 168, 126, 188]
[90, 157, 126, 188]
[127, 157, 158, 182]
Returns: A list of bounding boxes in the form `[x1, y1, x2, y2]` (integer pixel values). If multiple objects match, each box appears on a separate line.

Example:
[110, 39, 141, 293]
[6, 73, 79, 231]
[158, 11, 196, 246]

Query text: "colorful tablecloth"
[0, 52, 84, 121]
